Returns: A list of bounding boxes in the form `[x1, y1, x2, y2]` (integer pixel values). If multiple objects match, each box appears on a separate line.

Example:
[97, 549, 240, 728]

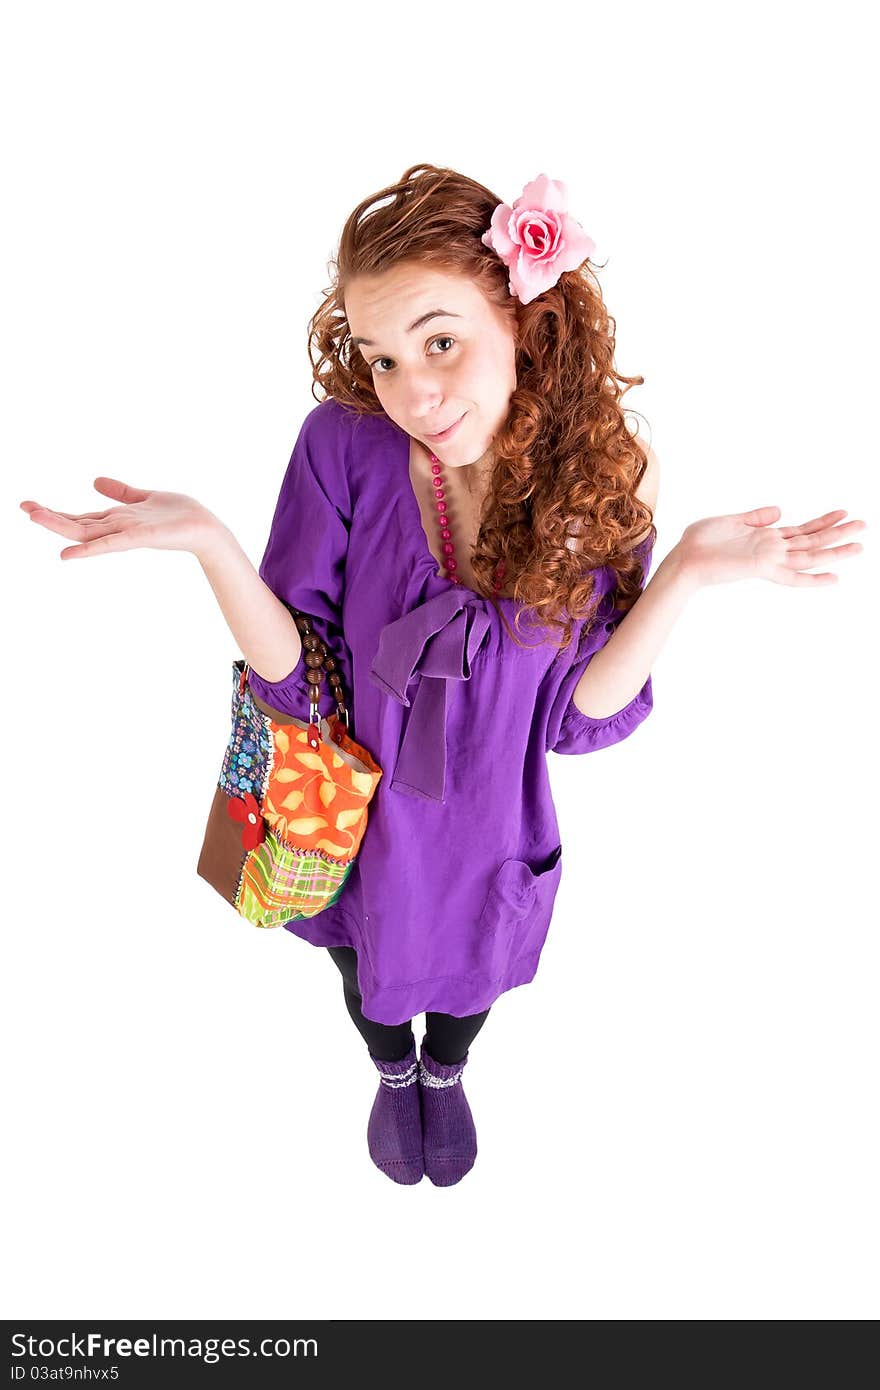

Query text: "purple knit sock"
[366, 1040, 424, 1185]
[418, 1037, 477, 1187]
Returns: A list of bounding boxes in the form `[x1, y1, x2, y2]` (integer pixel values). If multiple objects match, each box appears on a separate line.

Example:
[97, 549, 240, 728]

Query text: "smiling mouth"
[425, 413, 465, 440]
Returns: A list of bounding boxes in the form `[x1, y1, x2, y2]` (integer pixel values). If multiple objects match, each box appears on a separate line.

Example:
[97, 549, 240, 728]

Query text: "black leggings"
[326, 945, 491, 1065]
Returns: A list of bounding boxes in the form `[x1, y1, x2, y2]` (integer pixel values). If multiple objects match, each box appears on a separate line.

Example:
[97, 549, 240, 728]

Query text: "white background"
[2, 0, 877, 1322]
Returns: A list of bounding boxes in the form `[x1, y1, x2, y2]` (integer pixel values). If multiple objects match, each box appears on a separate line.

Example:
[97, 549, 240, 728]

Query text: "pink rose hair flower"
[481, 174, 596, 305]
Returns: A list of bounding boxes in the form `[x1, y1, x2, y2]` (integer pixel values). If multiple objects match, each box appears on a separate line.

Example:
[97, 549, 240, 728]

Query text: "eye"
[371, 335, 456, 375]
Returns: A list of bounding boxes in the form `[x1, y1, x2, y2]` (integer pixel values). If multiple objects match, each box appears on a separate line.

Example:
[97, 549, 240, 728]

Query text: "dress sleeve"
[246, 400, 353, 720]
[546, 537, 655, 756]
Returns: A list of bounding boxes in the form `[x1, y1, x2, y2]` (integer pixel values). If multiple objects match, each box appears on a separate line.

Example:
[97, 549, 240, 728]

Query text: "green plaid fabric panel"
[236, 827, 353, 928]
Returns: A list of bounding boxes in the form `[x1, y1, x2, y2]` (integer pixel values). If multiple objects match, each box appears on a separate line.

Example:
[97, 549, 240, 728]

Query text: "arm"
[193, 400, 352, 694]
[196, 524, 302, 683]
[547, 440, 665, 756]
[572, 545, 698, 717]
[572, 440, 685, 719]
[569, 467, 867, 717]
[242, 400, 352, 717]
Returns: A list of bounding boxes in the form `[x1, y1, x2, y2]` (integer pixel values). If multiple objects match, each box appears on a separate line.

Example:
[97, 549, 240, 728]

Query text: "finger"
[27, 511, 127, 541]
[740, 506, 782, 527]
[25, 503, 116, 524]
[92, 476, 151, 503]
[783, 542, 863, 572]
[60, 531, 137, 560]
[785, 520, 865, 553]
[777, 509, 848, 539]
[771, 565, 839, 586]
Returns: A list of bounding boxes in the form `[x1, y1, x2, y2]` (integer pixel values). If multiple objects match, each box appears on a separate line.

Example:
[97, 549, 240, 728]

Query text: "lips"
[425, 413, 465, 441]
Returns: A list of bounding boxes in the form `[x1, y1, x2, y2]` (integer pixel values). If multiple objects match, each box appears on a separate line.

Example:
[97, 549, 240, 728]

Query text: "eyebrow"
[350, 309, 462, 350]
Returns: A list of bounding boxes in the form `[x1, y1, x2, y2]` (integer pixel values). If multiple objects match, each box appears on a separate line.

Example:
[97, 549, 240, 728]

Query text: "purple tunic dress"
[247, 398, 654, 1025]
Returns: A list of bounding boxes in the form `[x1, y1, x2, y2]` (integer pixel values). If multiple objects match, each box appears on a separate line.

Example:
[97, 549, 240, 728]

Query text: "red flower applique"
[226, 790, 266, 850]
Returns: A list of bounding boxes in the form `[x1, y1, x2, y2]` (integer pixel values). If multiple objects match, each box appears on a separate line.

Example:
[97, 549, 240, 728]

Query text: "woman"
[20, 164, 866, 1188]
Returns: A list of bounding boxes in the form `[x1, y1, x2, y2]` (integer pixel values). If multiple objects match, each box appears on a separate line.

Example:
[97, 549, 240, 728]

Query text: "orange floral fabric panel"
[262, 718, 383, 862]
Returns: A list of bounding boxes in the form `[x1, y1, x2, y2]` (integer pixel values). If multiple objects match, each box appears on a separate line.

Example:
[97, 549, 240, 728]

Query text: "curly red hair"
[306, 163, 656, 654]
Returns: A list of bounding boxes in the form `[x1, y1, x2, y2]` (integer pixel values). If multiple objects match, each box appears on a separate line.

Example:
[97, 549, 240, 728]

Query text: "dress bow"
[369, 588, 492, 802]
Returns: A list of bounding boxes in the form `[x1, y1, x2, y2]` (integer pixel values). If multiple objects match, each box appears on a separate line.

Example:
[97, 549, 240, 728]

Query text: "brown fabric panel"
[197, 784, 247, 908]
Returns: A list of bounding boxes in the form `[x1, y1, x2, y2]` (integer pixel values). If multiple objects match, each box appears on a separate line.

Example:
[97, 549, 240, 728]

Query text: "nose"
[396, 365, 448, 421]
[409, 388, 449, 428]
[412, 402, 445, 429]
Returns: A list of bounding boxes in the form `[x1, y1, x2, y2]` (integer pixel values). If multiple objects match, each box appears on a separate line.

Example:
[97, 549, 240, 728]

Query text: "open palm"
[678, 507, 866, 587]
[20, 476, 218, 560]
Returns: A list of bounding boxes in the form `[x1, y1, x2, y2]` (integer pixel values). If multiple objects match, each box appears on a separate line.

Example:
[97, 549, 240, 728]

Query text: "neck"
[465, 446, 496, 496]
[417, 439, 495, 499]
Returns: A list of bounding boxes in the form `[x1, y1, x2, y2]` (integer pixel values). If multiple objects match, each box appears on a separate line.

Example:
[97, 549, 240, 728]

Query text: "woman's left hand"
[675, 507, 867, 587]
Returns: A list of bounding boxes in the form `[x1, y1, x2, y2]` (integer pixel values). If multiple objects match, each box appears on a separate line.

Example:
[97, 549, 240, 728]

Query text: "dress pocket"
[478, 844, 563, 975]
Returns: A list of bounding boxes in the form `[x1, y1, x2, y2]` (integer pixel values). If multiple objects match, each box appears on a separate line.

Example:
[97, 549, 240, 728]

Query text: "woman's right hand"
[19, 477, 224, 561]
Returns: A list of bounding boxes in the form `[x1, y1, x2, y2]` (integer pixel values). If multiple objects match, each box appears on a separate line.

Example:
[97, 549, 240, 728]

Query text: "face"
[344, 264, 518, 470]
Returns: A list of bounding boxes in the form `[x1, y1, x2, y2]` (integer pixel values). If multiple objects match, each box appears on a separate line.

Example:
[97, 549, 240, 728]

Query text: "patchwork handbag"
[197, 607, 383, 928]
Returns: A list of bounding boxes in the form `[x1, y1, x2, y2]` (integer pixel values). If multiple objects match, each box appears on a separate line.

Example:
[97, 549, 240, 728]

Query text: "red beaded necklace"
[427, 448, 506, 595]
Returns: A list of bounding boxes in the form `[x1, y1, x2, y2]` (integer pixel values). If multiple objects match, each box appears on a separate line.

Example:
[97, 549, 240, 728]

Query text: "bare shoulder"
[634, 435, 660, 510]
[631, 434, 659, 549]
